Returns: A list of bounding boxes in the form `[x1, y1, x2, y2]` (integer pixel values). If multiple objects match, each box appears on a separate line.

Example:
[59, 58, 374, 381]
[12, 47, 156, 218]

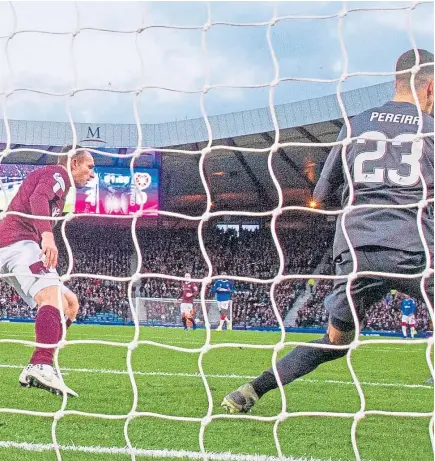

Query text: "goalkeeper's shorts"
[326, 246, 433, 331]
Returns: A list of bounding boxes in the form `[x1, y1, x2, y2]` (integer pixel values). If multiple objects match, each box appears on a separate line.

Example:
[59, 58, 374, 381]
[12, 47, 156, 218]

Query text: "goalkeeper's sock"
[190, 317, 196, 330]
[250, 334, 349, 398]
[30, 305, 61, 366]
[182, 317, 188, 330]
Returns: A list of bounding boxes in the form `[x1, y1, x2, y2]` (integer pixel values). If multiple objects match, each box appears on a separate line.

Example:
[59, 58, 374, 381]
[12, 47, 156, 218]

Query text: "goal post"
[134, 297, 225, 327]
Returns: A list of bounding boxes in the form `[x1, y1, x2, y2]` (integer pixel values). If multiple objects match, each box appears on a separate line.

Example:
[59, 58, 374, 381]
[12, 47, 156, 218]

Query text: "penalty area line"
[0, 440, 355, 461]
[0, 364, 432, 389]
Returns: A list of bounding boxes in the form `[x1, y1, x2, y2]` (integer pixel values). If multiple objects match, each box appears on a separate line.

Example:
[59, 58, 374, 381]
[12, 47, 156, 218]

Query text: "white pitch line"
[0, 333, 425, 352]
[0, 364, 431, 389]
[0, 440, 361, 461]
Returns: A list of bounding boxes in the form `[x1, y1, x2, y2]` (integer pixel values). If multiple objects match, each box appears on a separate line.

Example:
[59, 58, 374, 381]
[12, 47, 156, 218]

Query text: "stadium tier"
[1, 224, 430, 334]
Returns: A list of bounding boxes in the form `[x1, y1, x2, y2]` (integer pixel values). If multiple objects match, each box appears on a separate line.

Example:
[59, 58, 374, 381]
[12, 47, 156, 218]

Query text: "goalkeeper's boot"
[19, 364, 78, 397]
[427, 376, 434, 385]
[221, 383, 259, 414]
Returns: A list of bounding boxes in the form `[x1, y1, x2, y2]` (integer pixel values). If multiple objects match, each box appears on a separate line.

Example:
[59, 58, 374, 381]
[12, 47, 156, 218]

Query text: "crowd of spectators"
[296, 277, 431, 333]
[296, 279, 333, 328]
[364, 292, 431, 333]
[0, 223, 431, 333]
[133, 226, 324, 326]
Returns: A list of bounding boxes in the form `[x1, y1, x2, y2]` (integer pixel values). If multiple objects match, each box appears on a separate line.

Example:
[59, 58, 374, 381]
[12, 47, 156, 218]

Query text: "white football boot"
[19, 364, 78, 397]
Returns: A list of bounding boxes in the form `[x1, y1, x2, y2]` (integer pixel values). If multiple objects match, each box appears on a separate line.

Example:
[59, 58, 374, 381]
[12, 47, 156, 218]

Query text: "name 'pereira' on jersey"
[179, 281, 199, 304]
[401, 298, 416, 316]
[313, 101, 434, 259]
[212, 279, 235, 302]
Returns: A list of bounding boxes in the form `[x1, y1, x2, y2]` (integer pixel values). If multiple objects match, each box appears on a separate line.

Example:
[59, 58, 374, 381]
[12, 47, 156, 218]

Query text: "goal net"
[135, 297, 224, 327]
[0, 2, 434, 461]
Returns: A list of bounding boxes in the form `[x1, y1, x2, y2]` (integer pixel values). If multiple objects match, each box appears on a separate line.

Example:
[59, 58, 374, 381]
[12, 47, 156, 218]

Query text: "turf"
[0, 322, 433, 461]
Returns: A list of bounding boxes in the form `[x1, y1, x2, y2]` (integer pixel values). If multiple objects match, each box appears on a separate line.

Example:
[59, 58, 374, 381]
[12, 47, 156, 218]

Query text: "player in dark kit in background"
[0, 145, 94, 396]
[222, 49, 434, 413]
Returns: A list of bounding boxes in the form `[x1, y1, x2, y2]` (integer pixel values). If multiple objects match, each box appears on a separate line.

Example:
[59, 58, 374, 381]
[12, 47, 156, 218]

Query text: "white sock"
[402, 326, 407, 337]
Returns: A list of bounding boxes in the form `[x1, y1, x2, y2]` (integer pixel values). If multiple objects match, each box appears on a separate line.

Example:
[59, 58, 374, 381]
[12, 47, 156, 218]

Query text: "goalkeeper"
[222, 49, 434, 413]
[212, 272, 234, 331]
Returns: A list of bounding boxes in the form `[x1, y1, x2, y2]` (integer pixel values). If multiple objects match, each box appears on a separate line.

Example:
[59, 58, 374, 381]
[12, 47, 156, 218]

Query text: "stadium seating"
[0, 224, 430, 332]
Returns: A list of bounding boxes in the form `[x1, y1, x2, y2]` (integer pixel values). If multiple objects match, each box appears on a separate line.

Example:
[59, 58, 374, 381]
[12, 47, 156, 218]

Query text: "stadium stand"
[1, 223, 430, 332]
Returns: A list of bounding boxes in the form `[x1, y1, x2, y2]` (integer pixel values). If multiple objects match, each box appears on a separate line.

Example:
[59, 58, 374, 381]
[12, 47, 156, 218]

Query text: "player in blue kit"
[222, 48, 434, 413]
[401, 295, 417, 338]
[212, 273, 234, 331]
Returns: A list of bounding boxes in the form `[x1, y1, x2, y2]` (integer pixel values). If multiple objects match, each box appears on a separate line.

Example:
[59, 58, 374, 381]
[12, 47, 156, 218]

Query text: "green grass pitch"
[0, 322, 433, 461]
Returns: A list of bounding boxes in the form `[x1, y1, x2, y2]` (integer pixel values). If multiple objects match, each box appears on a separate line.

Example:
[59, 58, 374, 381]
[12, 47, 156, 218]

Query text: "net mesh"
[135, 297, 221, 326]
[0, 2, 434, 461]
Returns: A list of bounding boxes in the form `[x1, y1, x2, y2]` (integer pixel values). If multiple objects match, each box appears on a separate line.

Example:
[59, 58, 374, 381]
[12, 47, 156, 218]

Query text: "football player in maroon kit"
[0, 145, 94, 396]
[178, 273, 199, 330]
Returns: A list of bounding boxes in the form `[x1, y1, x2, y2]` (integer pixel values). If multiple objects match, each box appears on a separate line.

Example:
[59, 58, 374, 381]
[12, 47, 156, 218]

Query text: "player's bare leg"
[19, 286, 78, 397]
[62, 288, 79, 328]
[222, 323, 352, 413]
[188, 311, 196, 330]
[409, 322, 416, 339]
[217, 309, 229, 331]
[216, 315, 225, 331]
[181, 312, 188, 331]
[401, 320, 408, 338]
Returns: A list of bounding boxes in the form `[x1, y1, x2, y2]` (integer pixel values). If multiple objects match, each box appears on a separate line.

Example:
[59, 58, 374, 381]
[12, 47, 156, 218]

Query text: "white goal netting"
[0, 2, 434, 461]
[135, 297, 223, 326]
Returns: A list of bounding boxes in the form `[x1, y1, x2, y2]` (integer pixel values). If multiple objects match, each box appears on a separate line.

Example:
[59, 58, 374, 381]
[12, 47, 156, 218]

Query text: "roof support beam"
[226, 138, 274, 210]
[330, 119, 344, 130]
[295, 126, 330, 156]
[261, 132, 315, 192]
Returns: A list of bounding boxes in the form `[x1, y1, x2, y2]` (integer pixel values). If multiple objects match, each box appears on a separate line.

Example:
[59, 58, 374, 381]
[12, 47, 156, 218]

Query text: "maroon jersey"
[0, 165, 71, 248]
[179, 281, 199, 304]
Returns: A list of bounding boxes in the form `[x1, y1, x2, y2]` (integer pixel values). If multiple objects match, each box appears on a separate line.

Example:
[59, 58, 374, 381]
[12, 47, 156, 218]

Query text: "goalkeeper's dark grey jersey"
[314, 101, 434, 259]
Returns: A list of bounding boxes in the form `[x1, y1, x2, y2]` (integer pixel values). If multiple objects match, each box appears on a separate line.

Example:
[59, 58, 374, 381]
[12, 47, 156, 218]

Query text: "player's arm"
[29, 176, 66, 269]
[192, 283, 199, 297]
[313, 126, 346, 204]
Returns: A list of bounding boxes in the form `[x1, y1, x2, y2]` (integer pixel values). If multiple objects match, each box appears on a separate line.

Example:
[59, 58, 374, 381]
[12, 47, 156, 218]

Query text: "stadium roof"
[1, 81, 393, 149]
[1, 81, 394, 212]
